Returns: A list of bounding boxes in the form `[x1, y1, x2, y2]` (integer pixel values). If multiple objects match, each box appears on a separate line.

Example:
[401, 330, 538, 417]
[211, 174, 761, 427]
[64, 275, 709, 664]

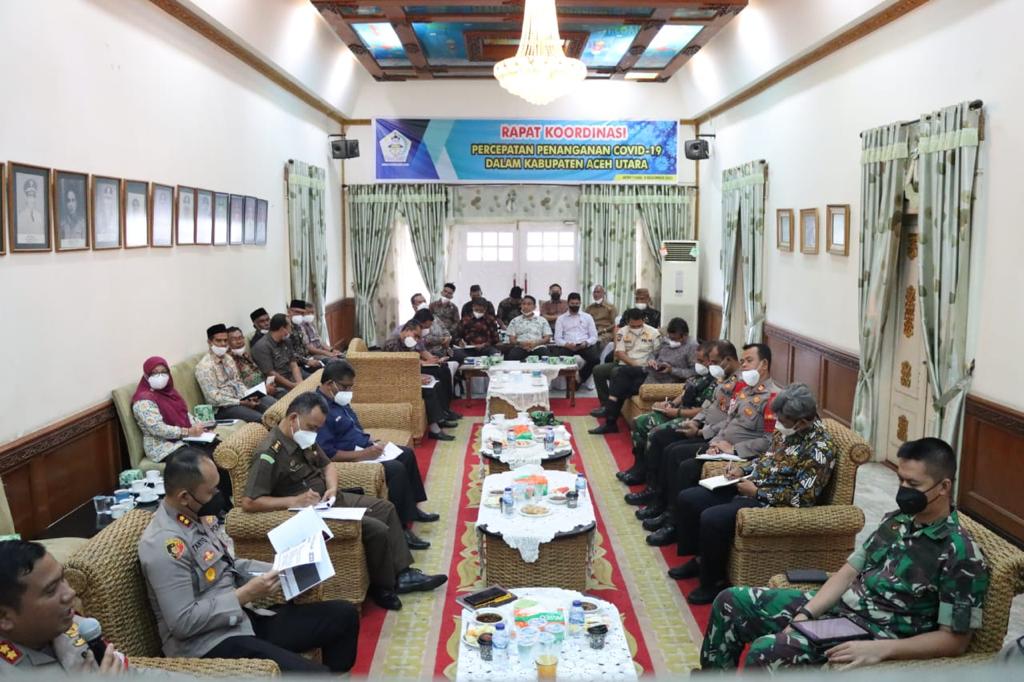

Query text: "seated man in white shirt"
[504, 295, 553, 361]
[550, 292, 601, 384]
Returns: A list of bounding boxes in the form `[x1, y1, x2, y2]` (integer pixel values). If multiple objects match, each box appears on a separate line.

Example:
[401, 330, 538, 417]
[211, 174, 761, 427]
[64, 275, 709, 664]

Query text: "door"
[884, 216, 932, 464]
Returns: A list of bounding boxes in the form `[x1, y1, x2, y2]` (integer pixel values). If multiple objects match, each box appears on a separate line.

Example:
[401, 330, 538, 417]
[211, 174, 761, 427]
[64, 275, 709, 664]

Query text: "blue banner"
[375, 119, 678, 183]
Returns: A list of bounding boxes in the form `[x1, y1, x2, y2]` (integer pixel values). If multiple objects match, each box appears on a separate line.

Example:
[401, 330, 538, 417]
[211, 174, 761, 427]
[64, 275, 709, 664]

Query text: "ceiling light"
[493, 0, 587, 106]
[624, 71, 659, 81]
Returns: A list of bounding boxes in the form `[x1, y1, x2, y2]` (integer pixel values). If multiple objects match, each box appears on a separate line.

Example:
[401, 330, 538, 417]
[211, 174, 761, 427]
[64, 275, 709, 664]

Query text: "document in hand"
[243, 381, 267, 399]
[699, 474, 752, 491]
[183, 431, 216, 444]
[267, 508, 335, 599]
[696, 453, 744, 462]
[368, 442, 404, 463]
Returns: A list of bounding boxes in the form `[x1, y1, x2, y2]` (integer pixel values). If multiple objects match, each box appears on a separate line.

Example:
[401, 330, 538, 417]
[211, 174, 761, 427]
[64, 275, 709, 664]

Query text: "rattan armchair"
[261, 369, 325, 430]
[701, 418, 870, 587]
[64, 509, 279, 676]
[346, 339, 427, 441]
[214, 422, 388, 604]
[622, 382, 687, 427]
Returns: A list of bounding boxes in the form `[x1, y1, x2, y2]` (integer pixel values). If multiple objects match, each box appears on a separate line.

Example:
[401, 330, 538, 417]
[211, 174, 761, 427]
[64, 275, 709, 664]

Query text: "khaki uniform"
[704, 377, 780, 459]
[695, 375, 740, 439]
[139, 503, 272, 658]
[0, 616, 126, 673]
[585, 302, 618, 346]
[613, 324, 661, 363]
[245, 427, 413, 589]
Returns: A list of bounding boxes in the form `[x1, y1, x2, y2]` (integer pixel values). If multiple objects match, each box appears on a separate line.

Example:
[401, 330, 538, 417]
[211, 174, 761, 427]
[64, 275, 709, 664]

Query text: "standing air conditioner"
[660, 240, 700, 331]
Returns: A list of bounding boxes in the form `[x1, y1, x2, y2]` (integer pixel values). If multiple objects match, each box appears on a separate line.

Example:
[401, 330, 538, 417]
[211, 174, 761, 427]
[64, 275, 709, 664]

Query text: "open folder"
[267, 508, 335, 600]
[699, 474, 752, 491]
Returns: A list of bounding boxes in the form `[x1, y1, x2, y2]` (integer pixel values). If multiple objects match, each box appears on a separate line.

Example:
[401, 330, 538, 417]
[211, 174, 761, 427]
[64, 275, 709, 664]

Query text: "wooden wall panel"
[697, 300, 722, 342]
[959, 396, 1024, 545]
[325, 297, 356, 349]
[822, 360, 858, 425]
[791, 346, 822, 391]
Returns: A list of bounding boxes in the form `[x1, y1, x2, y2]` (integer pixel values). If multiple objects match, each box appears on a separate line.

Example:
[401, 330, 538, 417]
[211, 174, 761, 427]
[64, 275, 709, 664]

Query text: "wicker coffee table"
[481, 448, 572, 473]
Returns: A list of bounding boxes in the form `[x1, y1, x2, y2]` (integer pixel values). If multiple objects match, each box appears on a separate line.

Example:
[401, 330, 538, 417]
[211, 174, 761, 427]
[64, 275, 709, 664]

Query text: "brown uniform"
[585, 301, 618, 346]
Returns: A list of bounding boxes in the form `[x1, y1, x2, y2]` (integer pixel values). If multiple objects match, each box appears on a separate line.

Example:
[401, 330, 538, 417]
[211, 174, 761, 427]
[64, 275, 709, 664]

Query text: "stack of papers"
[696, 453, 744, 462]
[353, 441, 404, 463]
[267, 508, 335, 600]
[699, 474, 752, 491]
[183, 431, 216, 444]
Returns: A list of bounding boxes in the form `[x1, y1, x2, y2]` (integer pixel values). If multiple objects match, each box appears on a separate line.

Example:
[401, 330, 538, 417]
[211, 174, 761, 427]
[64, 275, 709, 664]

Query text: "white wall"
[693, 0, 1024, 412]
[0, 0, 346, 443]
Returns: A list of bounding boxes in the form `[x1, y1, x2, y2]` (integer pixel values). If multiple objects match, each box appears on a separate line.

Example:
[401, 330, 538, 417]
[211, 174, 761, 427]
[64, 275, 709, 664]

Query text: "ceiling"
[311, 1, 747, 82]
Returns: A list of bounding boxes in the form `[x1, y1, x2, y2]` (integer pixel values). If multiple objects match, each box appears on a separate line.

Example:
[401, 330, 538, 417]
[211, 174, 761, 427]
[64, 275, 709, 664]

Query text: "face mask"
[569, 306, 580, 314]
[293, 427, 318, 450]
[473, 311, 484, 319]
[550, 293, 561, 301]
[593, 297, 604, 305]
[291, 315, 304, 326]
[230, 347, 246, 356]
[635, 302, 647, 310]
[417, 302, 429, 311]
[666, 340, 681, 348]
[896, 481, 941, 515]
[742, 369, 761, 386]
[775, 423, 797, 438]
[211, 345, 228, 357]
[258, 328, 268, 335]
[302, 314, 315, 324]
[522, 311, 533, 318]
[694, 363, 708, 376]
[334, 391, 353, 407]
[189, 490, 224, 518]
[147, 373, 170, 390]
[628, 326, 643, 335]
[709, 364, 726, 380]
[441, 293, 452, 301]
[403, 335, 418, 349]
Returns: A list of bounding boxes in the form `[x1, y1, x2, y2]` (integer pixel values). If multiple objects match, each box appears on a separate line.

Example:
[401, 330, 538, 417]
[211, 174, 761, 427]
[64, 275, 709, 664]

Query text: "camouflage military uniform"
[630, 373, 716, 457]
[700, 509, 990, 670]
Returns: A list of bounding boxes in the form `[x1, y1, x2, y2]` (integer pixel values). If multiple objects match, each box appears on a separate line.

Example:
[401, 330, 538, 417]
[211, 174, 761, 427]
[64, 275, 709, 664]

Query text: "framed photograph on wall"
[776, 209, 793, 252]
[195, 189, 213, 245]
[151, 183, 174, 247]
[255, 198, 268, 245]
[229, 194, 244, 245]
[123, 180, 150, 248]
[0, 163, 5, 255]
[800, 208, 819, 255]
[91, 175, 122, 250]
[827, 204, 850, 256]
[213, 192, 229, 245]
[243, 196, 256, 244]
[54, 170, 89, 251]
[176, 185, 196, 245]
[7, 162, 52, 252]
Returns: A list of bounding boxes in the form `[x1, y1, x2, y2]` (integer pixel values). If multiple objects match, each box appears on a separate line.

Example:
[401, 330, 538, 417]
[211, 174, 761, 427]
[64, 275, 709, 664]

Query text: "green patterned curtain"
[447, 185, 581, 222]
[637, 185, 697, 274]
[916, 102, 981, 446]
[578, 185, 638, 310]
[287, 161, 328, 338]
[720, 161, 766, 341]
[348, 185, 401, 346]
[852, 122, 910, 444]
[398, 184, 448, 295]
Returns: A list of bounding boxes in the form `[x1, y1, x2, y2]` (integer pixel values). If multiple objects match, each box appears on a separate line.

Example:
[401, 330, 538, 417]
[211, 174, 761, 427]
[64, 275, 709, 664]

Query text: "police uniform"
[245, 426, 414, 591]
[139, 502, 359, 672]
[593, 323, 662, 405]
[700, 509, 990, 670]
[0, 615, 126, 673]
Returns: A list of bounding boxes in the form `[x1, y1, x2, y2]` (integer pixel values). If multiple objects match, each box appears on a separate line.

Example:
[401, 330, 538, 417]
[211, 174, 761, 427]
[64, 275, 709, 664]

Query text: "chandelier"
[493, 0, 587, 106]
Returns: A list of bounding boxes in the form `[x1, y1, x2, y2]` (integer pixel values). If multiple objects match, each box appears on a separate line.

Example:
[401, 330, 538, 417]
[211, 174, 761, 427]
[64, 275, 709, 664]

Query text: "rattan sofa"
[622, 382, 687, 427]
[64, 509, 279, 676]
[214, 422, 388, 605]
[345, 338, 427, 441]
[700, 418, 870, 587]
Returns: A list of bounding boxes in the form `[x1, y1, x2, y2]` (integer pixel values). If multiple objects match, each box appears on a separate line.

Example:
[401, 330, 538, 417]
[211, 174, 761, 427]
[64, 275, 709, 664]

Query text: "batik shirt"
[429, 299, 460, 337]
[132, 400, 197, 463]
[839, 509, 989, 637]
[506, 313, 552, 343]
[496, 297, 522, 326]
[300, 321, 326, 350]
[288, 327, 313, 363]
[232, 351, 266, 388]
[460, 314, 500, 346]
[741, 419, 836, 507]
[194, 352, 248, 407]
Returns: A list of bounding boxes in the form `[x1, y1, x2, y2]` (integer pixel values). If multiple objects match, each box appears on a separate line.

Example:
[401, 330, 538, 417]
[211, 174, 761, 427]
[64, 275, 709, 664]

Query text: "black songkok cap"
[290, 299, 308, 309]
[249, 307, 268, 321]
[206, 323, 228, 339]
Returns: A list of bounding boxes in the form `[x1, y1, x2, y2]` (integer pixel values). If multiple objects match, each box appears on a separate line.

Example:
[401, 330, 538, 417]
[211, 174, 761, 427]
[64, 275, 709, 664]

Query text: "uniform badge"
[65, 623, 79, 638]
[205, 567, 217, 582]
[259, 453, 275, 465]
[739, 392, 748, 400]
[73, 638, 86, 647]
[203, 550, 216, 563]
[165, 537, 186, 560]
[272, 440, 281, 452]
[757, 384, 765, 392]
[753, 396, 761, 404]
[744, 407, 754, 417]
[176, 514, 192, 527]
[0, 641, 22, 664]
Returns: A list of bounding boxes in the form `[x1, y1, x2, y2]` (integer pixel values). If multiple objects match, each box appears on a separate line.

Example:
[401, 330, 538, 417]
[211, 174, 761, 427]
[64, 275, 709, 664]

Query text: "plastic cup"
[516, 627, 538, 665]
[587, 624, 608, 650]
[113, 489, 133, 504]
[545, 623, 565, 643]
[478, 633, 493, 662]
[92, 495, 113, 514]
[536, 654, 558, 680]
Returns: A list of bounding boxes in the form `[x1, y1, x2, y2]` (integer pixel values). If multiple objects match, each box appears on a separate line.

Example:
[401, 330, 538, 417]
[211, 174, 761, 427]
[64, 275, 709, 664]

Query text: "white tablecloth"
[486, 372, 551, 415]
[455, 587, 637, 682]
[477, 466, 593, 563]
[488, 361, 573, 382]
[479, 421, 572, 469]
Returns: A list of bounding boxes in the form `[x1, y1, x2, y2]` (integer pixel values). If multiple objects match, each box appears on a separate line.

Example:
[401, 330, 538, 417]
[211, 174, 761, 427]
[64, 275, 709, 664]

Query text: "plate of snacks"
[548, 493, 567, 505]
[462, 623, 496, 647]
[518, 503, 552, 517]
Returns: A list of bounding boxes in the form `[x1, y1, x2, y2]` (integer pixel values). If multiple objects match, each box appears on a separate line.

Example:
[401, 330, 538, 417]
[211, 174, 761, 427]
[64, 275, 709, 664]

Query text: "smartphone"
[786, 569, 829, 584]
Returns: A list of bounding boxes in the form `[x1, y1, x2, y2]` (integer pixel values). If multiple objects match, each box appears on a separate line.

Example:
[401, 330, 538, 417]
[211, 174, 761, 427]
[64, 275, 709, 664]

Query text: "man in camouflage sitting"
[700, 437, 989, 671]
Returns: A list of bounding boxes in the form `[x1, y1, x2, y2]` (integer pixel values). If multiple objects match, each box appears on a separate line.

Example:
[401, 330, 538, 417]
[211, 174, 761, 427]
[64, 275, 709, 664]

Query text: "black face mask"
[895, 481, 941, 515]
[550, 292, 561, 301]
[188, 490, 225, 518]
[569, 305, 580, 314]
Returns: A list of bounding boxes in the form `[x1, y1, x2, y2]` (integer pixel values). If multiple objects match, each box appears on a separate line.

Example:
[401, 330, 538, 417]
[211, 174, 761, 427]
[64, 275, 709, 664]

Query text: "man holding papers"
[241, 392, 448, 611]
[667, 384, 836, 604]
[195, 323, 277, 422]
[139, 449, 360, 672]
[315, 362, 439, 549]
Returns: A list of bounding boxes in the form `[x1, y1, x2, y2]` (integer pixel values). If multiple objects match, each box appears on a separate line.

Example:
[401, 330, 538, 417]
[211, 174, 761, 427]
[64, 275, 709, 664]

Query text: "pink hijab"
[131, 356, 191, 428]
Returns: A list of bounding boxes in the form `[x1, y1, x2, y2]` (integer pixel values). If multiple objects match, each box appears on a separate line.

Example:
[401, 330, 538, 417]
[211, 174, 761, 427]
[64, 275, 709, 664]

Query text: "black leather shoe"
[634, 504, 664, 520]
[396, 568, 448, 594]
[428, 431, 455, 441]
[624, 487, 657, 506]
[642, 512, 671, 532]
[414, 508, 440, 523]
[615, 468, 640, 482]
[369, 586, 402, 610]
[405, 530, 431, 550]
[588, 421, 619, 435]
[446, 410, 464, 420]
[440, 420, 459, 428]
[668, 558, 701, 581]
[589, 406, 607, 418]
[646, 525, 676, 546]
[687, 583, 727, 605]
[618, 471, 644, 486]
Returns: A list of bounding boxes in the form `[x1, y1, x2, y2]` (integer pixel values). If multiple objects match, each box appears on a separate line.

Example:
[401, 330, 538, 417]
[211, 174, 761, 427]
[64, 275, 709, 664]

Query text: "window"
[526, 230, 574, 262]
[466, 230, 514, 262]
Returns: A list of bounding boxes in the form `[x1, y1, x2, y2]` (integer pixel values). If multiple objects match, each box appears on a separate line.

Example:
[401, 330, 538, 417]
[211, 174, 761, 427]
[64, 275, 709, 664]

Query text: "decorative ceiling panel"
[634, 24, 702, 69]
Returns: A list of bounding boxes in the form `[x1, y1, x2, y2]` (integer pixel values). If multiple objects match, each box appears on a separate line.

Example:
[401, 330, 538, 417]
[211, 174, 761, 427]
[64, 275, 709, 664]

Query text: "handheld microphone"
[77, 617, 107, 665]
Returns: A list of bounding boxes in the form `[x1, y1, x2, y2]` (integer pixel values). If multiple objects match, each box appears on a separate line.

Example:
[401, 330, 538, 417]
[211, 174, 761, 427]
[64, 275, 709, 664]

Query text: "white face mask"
[334, 391, 353, 407]
[666, 340, 681, 348]
[694, 362, 708, 376]
[230, 347, 246, 356]
[417, 302, 429, 311]
[293, 428, 317, 450]
[593, 297, 604, 305]
[441, 293, 452, 301]
[635, 302, 648, 310]
[403, 335, 418, 349]
[302, 314, 315, 324]
[522, 311, 533, 318]
[709, 364, 726, 380]
[291, 315, 304, 326]
[147, 373, 170, 390]
[211, 345, 228, 357]
[776, 423, 797, 438]
[473, 311, 484, 319]
[258, 328, 268, 334]
[742, 368, 761, 386]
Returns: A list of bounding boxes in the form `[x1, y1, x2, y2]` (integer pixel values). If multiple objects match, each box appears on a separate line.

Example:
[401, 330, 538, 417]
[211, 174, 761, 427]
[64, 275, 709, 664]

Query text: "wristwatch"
[795, 605, 815, 621]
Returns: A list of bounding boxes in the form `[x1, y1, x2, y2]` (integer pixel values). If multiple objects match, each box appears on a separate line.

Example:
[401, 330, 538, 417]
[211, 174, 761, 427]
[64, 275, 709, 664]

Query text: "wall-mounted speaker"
[330, 138, 360, 159]
[683, 138, 709, 160]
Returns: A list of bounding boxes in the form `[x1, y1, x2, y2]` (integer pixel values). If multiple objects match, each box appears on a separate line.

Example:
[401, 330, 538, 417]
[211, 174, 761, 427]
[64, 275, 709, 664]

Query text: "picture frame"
[243, 196, 257, 244]
[195, 189, 213, 245]
[800, 208, 819, 255]
[7, 162, 52, 252]
[228, 194, 244, 245]
[91, 175, 123, 250]
[123, 180, 150, 248]
[151, 183, 174, 247]
[827, 204, 850, 256]
[0, 163, 5, 255]
[176, 185, 196, 245]
[776, 209, 793, 252]
[255, 198, 268, 245]
[53, 170, 90, 251]
[213, 192, 229, 245]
